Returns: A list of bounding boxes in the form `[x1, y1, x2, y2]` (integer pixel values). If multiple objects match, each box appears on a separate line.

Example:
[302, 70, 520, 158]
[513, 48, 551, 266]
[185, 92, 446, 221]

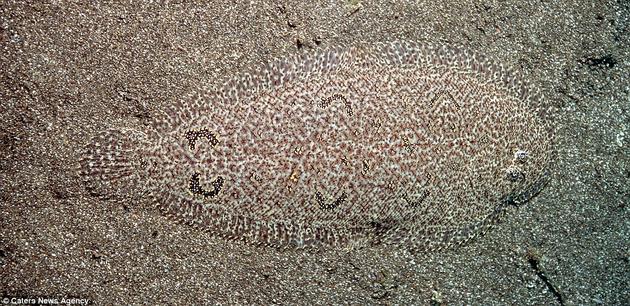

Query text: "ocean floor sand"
[1, 1, 628, 304]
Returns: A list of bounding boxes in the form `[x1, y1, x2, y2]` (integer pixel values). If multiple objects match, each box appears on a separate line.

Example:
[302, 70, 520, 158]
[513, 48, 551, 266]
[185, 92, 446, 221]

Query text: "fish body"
[80, 42, 554, 251]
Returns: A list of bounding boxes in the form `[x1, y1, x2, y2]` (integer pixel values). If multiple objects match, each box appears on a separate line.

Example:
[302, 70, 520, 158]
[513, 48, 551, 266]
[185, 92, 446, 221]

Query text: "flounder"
[80, 41, 554, 251]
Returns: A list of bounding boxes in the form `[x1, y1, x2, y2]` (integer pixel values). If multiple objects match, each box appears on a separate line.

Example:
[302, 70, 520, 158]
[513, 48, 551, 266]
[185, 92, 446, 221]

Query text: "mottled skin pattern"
[80, 41, 554, 251]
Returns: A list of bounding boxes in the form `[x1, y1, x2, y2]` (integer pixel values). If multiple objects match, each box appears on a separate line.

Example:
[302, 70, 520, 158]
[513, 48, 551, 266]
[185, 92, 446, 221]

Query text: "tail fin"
[79, 128, 148, 199]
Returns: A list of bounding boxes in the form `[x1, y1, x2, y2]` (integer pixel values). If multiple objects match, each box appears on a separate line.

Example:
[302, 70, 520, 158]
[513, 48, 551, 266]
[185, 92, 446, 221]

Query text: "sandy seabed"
[1, 1, 628, 305]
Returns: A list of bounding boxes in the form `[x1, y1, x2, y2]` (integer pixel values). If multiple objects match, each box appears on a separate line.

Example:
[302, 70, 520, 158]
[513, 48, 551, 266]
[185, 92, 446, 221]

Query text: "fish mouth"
[501, 166, 552, 207]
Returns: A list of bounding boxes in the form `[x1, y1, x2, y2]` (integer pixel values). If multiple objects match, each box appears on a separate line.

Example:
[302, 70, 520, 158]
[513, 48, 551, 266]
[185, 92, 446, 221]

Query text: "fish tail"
[79, 128, 148, 199]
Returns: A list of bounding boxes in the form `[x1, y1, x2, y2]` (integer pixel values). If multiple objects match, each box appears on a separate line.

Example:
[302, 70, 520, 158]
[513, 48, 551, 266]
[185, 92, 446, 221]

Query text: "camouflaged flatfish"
[79, 41, 554, 251]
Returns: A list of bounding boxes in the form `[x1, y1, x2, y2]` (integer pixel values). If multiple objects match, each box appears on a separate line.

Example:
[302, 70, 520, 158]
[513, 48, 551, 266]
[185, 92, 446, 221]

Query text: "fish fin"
[79, 128, 148, 199]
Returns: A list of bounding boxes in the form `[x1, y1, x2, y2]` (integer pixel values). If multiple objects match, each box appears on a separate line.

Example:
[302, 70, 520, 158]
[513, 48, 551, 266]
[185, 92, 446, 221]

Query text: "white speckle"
[616, 129, 625, 147]
[515, 149, 529, 160]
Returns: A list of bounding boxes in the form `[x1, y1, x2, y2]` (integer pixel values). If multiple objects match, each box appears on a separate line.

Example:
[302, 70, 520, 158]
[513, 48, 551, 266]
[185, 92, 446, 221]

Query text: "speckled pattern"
[80, 41, 554, 251]
[2, 1, 628, 304]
